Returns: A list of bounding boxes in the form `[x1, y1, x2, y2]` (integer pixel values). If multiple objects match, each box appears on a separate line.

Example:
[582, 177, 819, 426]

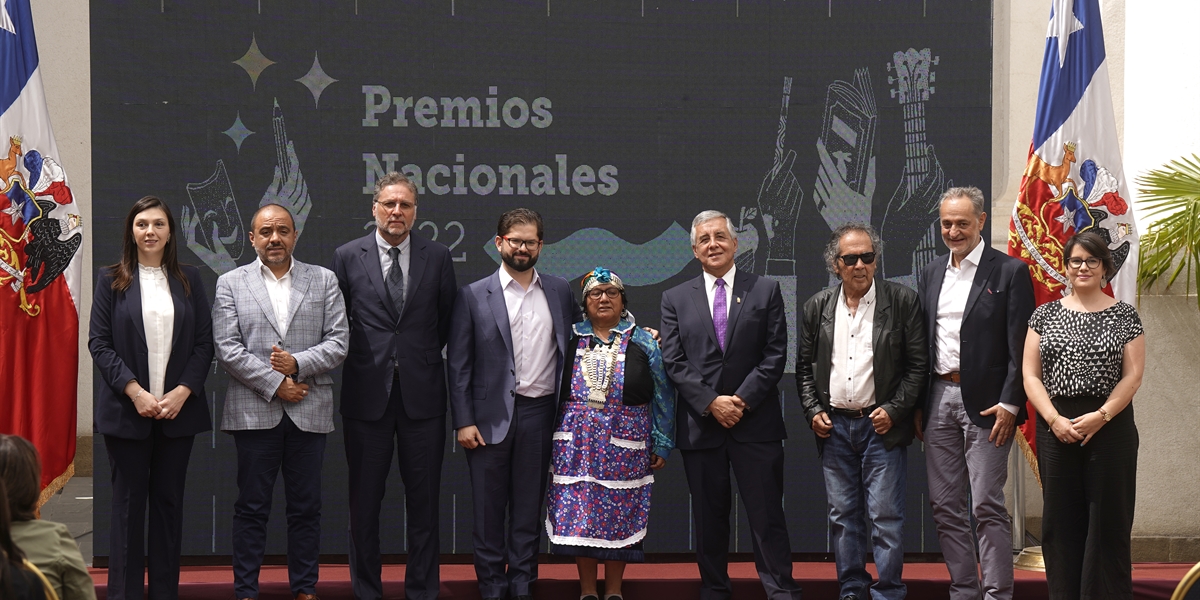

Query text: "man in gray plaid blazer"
[213, 204, 349, 600]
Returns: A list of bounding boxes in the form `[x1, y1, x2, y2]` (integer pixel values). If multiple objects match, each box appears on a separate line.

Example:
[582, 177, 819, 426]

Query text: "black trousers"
[104, 424, 195, 600]
[681, 438, 802, 600]
[464, 393, 556, 599]
[344, 376, 446, 600]
[1038, 395, 1138, 600]
[231, 413, 326, 599]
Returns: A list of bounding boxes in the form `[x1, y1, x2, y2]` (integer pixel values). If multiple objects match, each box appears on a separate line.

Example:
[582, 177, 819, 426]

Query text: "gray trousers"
[925, 380, 1014, 600]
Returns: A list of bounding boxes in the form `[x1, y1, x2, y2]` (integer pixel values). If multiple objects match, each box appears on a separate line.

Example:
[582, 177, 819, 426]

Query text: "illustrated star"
[222, 112, 254, 153]
[1, 198, 24, 225]
[1055, 206, 1077, 231]
[296, 52, 338, 109]
[233, 34, 276, 90]
[1047, 0, 1084, 68]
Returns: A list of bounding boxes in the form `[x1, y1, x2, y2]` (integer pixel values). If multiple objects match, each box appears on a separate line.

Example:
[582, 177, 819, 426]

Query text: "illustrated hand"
[649, 454, 667, 470]
[156, 385, 191, 420]
[814, 137, 876, 231]
[261, 139, 311, 239]
[870, 407, 893, 435]
[811, 412, 833, 439]
[755, 149, 804, 262]
[457, 425, 486, 449]
[1071, 411, 1107, 446]
[708, 395, 745, 429]
[181, 205, 236, 275]
[981, 404, 1016, 447]
[275, 377, 309, 403]
[270, 345, 299, 376]
[914, 409, 925, 442]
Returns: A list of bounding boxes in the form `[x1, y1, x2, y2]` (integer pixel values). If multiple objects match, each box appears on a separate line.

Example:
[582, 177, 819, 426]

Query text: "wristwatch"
[1098, 407, 1112, 422]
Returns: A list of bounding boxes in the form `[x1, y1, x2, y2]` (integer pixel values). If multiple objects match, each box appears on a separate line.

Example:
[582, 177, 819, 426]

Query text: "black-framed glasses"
[1066, 257, 1101, 270]
[501, 236, 541, 250]
[375, 200, 416, 212]
[586, 288, 621, 300]
[839, 252, 877, 266]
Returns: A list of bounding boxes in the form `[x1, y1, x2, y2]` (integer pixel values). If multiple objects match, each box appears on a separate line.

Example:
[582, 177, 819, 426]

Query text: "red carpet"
[89, 561, 1190, 599]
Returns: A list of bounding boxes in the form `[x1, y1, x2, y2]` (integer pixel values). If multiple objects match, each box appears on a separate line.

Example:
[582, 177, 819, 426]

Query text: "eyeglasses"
[839, 252, 877, 266]
[501, 236, 541, 250]
[375, 200, 416, 212]
[1066, 257, 1102, 270]
[586, 288, 621, 300]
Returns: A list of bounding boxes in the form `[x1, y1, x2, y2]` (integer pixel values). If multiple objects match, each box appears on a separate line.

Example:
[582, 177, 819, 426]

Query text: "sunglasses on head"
[839, 252, 877, 266]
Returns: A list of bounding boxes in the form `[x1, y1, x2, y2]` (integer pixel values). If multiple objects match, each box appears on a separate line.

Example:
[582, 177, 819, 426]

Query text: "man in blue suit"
[447, 208, 581, 600]
[660, 210, 803, 600]
[332, 172, 457, 600]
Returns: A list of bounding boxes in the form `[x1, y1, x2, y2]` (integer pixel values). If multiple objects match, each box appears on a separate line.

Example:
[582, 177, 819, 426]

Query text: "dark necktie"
[387, 246, 405, 319]
[714, 278, 728, 351]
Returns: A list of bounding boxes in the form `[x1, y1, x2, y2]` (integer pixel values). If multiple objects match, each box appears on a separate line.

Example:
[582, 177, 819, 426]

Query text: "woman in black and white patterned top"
[1022, 231, 1146, 600]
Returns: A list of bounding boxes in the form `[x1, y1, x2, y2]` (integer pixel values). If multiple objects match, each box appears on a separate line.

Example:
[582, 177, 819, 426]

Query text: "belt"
[937, 372, 961, 383]
[829, 404, 877, 418]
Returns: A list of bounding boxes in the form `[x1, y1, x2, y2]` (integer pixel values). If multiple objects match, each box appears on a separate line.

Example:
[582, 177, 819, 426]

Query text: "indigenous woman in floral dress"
[546, 267, 676, 600]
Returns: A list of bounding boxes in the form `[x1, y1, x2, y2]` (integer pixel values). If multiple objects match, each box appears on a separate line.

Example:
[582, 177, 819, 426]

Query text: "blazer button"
[510, 369, 515, 375]
[510, 390, 515, 397]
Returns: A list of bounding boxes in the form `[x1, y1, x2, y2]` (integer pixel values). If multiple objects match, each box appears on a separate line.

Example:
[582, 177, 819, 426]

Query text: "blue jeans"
[823, 413, 908, 600]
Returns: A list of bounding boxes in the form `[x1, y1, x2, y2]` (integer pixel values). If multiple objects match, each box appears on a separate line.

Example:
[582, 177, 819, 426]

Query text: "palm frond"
[1135, 154, 1200, 310]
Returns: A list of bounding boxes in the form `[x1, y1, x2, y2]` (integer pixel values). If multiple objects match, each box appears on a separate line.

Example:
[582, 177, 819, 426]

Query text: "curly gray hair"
[823, 223, 883, 278]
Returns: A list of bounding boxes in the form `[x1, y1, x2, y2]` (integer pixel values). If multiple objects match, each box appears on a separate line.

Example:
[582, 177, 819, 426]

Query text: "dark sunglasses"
[839, 252, 877, 266]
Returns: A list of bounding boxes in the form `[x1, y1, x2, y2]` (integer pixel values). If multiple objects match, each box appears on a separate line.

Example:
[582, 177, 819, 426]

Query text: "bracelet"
[1047, 413, 1060, 425]
[134, 389, 144, 401]
[1098, 407, 1112, 422]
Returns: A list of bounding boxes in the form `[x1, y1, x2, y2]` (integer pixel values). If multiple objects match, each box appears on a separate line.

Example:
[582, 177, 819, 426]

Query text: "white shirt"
[258, 258, 294, 339]
[829, 281, 876, 410]
[701, 264, 736, 321]
[139, 264, 174, 398]
[934, 239, 1017, 414]
[375, 230, 411, 293]
[499, 267, 556, 398]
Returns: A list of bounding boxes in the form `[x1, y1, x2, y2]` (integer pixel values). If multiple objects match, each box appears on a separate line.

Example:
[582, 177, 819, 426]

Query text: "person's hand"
[981, 404, 1016, 447]
[156, 385, 191, 420]
[261, 139, 311, 239]
[1071, 411, 1107, 446]
[814, 137, 877, 232]
[457, 425, 486, 449]
[642, 326, 661, 343]
[811, 412, 833, 439]
[1048, 413, 1084, 444]
[649, 454, 667, 470]
[755, 149, 804, 261]
[913, 409, 925, 442]
[276, 377, 309, 403]
[870, 407, 893, 435]
[129, 387, 161, 418]
[181, 206, 236, 275]
[708, 395, 745, 428]
[270, 345, 299, 376]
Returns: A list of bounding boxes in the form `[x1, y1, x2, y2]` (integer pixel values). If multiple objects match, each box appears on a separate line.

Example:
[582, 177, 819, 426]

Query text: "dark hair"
[0, 435, 40, 523]
[109, 195, 191, 297]
[497, 208, 544, 240]
[823, 222, 884, 278]
[373, 171, 419, 204]
[1064, 230, 1116, 281]
[250, 203, 296, 231]
[0, 477, 30, 600]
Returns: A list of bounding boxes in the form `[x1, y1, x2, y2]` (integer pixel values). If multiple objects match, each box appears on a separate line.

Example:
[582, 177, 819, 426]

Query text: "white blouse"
[138, 264, 175, 398]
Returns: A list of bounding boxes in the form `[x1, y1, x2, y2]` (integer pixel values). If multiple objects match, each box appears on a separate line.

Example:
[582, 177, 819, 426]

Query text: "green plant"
[1135, 154, 1200, 309]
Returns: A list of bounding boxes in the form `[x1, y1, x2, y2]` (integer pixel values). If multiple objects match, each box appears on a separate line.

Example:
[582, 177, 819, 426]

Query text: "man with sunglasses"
[447, 208, 582, 600]
[916, 187, 1034, 600]
[797, 223, 926, 600]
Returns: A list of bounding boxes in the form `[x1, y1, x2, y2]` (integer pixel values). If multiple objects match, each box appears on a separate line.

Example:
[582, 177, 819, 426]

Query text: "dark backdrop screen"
[91, 0, 991, 557]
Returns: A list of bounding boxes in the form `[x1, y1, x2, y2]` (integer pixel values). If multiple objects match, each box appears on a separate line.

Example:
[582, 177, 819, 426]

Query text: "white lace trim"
[551, 473, 654, 489]
[546, 518, 648, 548]
[609, 436, 645, 450]
[552, 431, 573, 441]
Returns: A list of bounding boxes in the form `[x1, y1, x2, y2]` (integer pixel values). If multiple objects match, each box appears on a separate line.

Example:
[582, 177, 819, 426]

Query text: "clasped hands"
[1047, 410, 1106, 446]
[126, 381, 190, 420]
[708, 395, 748, 428]
[271, 345, 308, 403]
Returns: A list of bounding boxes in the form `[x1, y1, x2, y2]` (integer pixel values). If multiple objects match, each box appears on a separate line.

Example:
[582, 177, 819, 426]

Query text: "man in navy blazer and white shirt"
[332, 172, 457, 600]
[916, 187, 1034, 600]
[660, 210, 802, 600]
[447, 208, 582, 600]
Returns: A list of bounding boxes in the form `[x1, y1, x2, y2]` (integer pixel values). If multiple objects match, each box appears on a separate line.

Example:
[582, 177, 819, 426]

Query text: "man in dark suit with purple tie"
[332, 172, 457, 600]
[660, 210, 803, 600]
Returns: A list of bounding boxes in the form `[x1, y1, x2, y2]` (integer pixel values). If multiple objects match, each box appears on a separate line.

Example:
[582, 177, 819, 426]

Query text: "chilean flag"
[1007, 0, 1138, 477]
[0, 0, 83, 502]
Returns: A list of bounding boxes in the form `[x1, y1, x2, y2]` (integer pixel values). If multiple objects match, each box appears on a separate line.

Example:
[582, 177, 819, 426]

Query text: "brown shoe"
[295, 594, 319, 600]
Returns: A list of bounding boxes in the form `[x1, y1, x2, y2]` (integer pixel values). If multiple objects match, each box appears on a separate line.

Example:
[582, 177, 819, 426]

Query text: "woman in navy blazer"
[88, 196, 213, 600]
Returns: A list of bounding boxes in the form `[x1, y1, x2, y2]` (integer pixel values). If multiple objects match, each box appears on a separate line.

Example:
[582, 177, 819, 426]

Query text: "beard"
[501, 249, 538, 273]
[257, 244, 290, 266]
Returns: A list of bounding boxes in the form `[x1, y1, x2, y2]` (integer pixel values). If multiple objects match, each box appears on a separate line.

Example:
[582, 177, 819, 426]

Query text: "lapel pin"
[736, 297, 741, 304]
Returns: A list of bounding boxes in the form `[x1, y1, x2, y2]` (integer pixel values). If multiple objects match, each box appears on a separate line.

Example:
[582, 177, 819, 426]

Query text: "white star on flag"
[1047, 0, 1085, 68]
[0, 0, 16, 35]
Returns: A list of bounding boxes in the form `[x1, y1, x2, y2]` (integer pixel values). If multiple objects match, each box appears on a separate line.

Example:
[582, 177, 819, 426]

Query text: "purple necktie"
[714, 278, 728, 351]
